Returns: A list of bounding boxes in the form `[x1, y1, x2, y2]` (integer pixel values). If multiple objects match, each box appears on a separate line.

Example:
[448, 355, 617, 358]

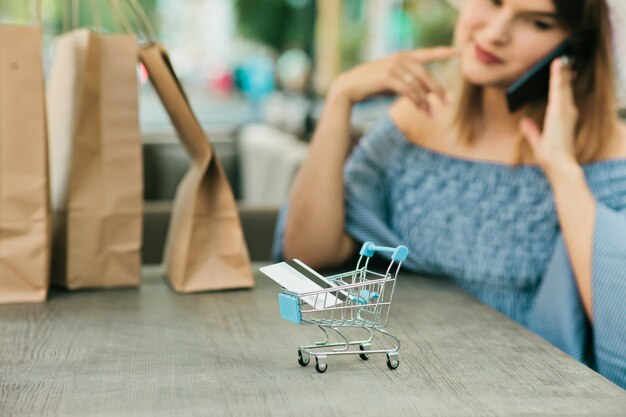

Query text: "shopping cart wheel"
[297, 349, 310, 366]
[359, 344, 370, 360]
[386, 353, 399, 370]
[315, 357, 328, 373]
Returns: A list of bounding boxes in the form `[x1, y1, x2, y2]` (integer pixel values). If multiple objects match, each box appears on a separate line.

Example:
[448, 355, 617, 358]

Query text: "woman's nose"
[480, 11, 512, 45]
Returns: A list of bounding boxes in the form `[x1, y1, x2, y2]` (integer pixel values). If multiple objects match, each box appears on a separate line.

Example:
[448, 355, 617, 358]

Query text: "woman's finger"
[387, 74, 431, 114]
[548, 57, 575, 108]
[395, 66, 420, 89]
[519, 117, 542, 150]
[409, 46, 462, 64]
[393, 58, 447, 105]
[402, 60, 448, 103]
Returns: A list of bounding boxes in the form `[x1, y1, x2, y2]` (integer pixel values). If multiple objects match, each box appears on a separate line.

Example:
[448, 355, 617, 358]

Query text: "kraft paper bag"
[47, 29, 143, 289]
[0, 24, 51, 304]
[139, 43, 254, 293]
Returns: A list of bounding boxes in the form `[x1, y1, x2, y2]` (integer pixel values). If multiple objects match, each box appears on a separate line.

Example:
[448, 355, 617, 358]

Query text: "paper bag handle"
[63, 0, 80, 32]
[35, 0, 42, 26]
[11, 0, 43, 26]
[139, 45, 214, 163]
[108, 0, 156, 43]
[62, 0, 127, 33]
[108, 0, 134, 34]
[126, 0, 156, 41]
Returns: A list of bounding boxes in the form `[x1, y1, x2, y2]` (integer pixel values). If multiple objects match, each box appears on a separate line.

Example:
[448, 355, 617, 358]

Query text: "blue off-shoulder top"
[272, 114, 626, 388]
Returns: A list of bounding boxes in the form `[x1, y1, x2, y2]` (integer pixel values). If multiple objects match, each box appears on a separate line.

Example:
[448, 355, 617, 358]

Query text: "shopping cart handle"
[359, 242, 409, 262]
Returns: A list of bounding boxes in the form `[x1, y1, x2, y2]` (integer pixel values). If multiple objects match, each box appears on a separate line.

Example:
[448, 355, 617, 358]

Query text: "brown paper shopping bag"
[47, 26, 143, 289]
[139, 44, 254, 292]
[0, 20, 51, 304]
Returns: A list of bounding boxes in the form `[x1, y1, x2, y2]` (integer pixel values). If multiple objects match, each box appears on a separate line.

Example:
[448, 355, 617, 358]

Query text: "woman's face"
[454, 0, 571, 88]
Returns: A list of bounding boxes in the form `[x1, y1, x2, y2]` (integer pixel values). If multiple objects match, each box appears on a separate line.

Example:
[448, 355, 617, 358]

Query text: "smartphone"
[506, 38, 574, 113]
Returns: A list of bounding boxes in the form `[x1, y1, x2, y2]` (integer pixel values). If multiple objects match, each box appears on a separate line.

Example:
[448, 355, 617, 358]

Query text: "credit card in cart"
[260, 260, 347, 309]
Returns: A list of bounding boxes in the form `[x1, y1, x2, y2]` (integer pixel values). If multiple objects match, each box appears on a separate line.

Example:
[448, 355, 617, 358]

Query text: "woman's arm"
[283, 47, 460, 269]
[521, 58, 626, 323]
[282, 90, 355, 268]
[527, 198, 626, 388]
[544, 163, 596, 320]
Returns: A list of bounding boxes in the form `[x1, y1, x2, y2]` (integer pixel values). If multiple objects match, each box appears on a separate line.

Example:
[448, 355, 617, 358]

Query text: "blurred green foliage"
[409, 0, 456, 47]
[339, 0, 456, 69]
[235, 0, 315, 53]
[0, 0, 157, 34]
[340, 0, 366, 70]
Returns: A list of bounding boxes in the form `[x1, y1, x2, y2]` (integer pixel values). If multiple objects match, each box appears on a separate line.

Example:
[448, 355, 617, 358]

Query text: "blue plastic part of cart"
[360, 289, 379, 301]
[359, 241, 376, 257]
[359, 242, 409, 262]
[350, 289, 380, 305]
[391, 246, 409, 262]
[278, 292, 302, 324]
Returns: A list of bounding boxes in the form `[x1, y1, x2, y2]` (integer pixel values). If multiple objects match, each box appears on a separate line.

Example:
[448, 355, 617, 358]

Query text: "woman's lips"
[474, 43, 504, 65]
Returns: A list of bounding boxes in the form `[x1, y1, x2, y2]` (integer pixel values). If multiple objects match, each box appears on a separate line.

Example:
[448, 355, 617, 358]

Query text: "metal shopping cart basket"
[278, 241, 409, 373]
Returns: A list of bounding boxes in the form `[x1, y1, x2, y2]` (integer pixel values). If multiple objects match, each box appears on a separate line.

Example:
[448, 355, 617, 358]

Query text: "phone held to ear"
[506, 38, 575, 113]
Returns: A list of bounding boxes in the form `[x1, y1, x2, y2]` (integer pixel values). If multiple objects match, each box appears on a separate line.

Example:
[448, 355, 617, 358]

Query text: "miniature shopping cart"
[278, 241, 409, 373]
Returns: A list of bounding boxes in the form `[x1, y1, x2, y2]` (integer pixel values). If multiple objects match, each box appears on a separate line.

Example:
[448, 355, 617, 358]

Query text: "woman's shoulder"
[388, 95, 453, 149]
[615, 122, 626, 158]
[585, 123, 626, 208]
[596, 122, 626, 161]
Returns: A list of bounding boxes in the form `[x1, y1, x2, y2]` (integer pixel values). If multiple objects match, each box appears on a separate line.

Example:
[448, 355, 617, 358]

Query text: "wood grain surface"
[1, 264, 624, 417]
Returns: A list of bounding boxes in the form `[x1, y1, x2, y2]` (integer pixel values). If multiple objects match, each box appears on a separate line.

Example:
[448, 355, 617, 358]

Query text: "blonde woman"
[273, 0, 626, 388]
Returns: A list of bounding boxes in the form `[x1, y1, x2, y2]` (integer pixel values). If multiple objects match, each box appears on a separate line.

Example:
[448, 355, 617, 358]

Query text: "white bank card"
[260, 260, 341, 309]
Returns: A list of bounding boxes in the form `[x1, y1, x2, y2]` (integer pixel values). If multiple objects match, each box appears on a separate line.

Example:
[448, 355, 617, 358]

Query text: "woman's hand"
[519, 58, 598, 322]
[328, 47, 461, 115]
[519, 57, 580, 177]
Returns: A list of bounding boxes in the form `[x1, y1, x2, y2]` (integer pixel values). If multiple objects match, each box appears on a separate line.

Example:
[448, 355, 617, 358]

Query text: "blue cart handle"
[359, 241, 409, 262]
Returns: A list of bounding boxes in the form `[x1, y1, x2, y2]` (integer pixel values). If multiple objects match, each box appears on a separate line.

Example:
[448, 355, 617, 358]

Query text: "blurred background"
[0, 0, 457, 132]
[0, 0, 458, 261]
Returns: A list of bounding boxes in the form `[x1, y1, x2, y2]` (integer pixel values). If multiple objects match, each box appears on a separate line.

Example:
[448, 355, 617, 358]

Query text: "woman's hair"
[452, 0, 618, 164]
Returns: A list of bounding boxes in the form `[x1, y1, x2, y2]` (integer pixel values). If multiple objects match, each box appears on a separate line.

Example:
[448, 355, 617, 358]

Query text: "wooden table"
[1, 265, 625, 416]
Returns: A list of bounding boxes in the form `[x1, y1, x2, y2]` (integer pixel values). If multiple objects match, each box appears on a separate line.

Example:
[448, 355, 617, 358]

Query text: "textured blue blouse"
[272, 114, 626, 389]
